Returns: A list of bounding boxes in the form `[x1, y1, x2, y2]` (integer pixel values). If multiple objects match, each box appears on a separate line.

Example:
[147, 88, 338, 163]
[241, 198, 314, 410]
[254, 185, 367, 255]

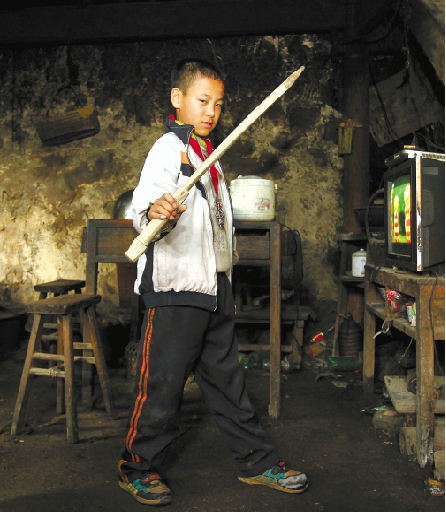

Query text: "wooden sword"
[125, 65, 305, 262]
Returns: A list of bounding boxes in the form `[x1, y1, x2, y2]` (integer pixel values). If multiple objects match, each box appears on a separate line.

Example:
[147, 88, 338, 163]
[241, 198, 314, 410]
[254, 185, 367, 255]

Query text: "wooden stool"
[26, 279, 86, 336]
[33, 279, 86, 299]
[11, 294, 115, 443]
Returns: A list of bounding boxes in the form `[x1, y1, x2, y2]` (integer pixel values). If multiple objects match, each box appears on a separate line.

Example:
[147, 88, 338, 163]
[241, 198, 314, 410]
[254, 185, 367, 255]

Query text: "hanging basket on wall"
[36, 104, 100, 146]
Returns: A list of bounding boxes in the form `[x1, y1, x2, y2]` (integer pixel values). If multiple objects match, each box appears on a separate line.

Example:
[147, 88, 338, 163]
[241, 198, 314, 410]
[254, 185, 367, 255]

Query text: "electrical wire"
[413, 131, 445, 152]
[364, 0, 405, 45]
[369, 3, 444, 149]
[369, 61, 400, 143]
[365, 187, 385, 245]
[344, 0, 405, 45]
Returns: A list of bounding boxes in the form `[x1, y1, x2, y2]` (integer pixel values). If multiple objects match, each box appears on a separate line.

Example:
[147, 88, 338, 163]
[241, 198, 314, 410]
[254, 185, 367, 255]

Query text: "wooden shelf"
[236, 259, 271, 267]
[337, 233, 368, 242]
[340, 274, 365, 289]
[333, 233, 368, 355]
[363, 264, 445, 468]
[237, 343, 293, 353]
[366, 303, 416, 339]
[235, 304, 312, 324]
[384, 375, 445, 414]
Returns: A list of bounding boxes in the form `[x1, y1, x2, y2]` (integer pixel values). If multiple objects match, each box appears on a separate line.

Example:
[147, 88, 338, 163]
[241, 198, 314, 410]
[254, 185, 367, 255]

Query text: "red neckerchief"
[169, 114, 219, 194]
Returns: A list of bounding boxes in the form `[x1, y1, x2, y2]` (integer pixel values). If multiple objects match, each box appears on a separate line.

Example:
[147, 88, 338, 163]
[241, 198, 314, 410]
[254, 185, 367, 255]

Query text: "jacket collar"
[165, 117, 194, 146]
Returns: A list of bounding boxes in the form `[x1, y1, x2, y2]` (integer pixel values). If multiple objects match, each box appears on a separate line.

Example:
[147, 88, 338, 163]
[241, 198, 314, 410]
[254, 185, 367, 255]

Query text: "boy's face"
[171, 75, 224, 137]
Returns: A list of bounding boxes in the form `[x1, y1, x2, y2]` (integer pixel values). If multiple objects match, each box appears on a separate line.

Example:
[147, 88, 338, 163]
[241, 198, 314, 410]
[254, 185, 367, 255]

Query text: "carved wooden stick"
[125, 65, 305, 262]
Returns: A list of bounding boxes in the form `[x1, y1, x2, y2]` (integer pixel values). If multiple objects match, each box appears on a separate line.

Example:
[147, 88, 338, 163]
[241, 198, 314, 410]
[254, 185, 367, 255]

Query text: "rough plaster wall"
[0, 35, 343, 322]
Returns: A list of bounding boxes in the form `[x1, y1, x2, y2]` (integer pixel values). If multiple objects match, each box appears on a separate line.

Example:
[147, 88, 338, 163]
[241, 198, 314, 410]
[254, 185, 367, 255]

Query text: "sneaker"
[238, 461, 308, 494]
[118, 472, 172, 506]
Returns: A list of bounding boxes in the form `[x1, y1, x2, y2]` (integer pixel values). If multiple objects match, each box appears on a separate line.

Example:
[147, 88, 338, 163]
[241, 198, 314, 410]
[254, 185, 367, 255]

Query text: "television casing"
[384, 149, 445, 272]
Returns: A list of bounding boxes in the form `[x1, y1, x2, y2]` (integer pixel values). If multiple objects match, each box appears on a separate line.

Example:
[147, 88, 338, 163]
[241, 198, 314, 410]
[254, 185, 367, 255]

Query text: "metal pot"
[113, 190, 133, 219]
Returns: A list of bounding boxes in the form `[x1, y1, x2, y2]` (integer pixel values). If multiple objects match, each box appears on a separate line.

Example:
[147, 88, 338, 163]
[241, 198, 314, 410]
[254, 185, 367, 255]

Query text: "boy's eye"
[199, 99, 208, 104]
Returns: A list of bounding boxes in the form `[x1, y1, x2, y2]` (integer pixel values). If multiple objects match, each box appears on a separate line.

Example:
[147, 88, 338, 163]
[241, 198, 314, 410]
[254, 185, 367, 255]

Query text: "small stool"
[26, 279, 86, 334]
[33, 279, 86, 299]
[11, 294, 115, 443]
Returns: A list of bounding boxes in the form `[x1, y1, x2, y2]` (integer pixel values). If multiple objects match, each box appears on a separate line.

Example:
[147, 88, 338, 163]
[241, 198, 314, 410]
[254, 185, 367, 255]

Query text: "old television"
[384, 149, 445, 273]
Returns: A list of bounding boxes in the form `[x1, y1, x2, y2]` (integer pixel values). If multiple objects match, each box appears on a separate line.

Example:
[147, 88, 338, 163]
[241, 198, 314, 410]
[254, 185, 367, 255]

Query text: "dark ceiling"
[0, 0, 401, 47]
[1, 0, 175, 8]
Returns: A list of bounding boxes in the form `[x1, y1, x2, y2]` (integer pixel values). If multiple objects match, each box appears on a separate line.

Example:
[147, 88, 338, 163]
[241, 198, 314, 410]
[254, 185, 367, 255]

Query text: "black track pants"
[118, 274, 278, 481]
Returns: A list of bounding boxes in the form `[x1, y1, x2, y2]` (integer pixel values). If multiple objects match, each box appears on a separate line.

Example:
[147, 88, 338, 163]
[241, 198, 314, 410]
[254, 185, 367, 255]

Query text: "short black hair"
[171, 58, 223, 92]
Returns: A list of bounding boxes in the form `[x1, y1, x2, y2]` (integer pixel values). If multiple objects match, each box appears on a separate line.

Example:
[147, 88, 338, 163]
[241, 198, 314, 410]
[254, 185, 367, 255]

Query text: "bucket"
[230, 175, 276, 221]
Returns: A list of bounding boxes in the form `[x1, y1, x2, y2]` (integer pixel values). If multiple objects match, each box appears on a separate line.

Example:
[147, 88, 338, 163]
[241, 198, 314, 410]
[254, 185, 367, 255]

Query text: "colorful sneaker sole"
[238, 475, 309, 494]
[118, 480, 172, 506]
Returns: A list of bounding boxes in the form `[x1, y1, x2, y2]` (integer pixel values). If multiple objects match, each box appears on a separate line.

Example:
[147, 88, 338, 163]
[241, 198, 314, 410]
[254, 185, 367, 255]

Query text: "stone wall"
[0, 34, 343, 323]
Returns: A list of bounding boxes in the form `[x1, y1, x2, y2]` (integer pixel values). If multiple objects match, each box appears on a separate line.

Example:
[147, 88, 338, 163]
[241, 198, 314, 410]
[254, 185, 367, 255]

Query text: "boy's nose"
[206, 104, 215, 117]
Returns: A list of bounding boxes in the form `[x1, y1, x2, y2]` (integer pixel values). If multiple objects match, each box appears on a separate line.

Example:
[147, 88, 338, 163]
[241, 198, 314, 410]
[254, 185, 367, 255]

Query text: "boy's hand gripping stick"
[125, 66, 305, 262]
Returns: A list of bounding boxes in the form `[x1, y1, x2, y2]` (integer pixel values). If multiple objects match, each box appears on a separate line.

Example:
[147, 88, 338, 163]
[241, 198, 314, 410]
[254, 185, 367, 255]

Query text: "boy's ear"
[171, 88, 182, 109]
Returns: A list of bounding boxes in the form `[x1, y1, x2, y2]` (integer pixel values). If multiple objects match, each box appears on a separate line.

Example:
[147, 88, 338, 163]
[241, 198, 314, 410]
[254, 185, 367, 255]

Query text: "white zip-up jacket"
[132, 119, 233, 312]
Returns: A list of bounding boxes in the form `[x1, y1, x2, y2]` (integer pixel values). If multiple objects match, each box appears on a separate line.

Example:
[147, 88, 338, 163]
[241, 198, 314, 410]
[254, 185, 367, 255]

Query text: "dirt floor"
[0, 345, 444, 512]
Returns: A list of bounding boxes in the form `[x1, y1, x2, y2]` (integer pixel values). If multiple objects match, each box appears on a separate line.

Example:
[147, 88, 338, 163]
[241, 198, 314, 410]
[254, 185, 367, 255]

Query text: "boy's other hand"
[148, 193, 186, 222]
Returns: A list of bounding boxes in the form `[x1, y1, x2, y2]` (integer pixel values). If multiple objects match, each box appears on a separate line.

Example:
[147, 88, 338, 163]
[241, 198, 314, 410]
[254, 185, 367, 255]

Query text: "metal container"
[352, 248, 367, 277]
[230, 175, 276, 221]
[113, 190, 133, 219]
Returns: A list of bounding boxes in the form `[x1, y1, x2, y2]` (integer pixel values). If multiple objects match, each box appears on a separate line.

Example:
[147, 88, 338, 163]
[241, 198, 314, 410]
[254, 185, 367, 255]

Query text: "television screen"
[384, 151, 445, 272]
[387, 172, 412, 257]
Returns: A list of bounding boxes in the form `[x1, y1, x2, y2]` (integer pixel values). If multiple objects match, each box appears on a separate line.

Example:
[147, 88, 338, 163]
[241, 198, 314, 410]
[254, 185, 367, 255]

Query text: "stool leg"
[62, 315, 79, 443]
[11, 314, 43, 436]
[290, 321, 304, 368]
[85, 305, 115, 419]
[72, 290, 82, 332]
[56, 317, 65, 414]
[79, 309, 94, 410]
[40, 290, 52, 360]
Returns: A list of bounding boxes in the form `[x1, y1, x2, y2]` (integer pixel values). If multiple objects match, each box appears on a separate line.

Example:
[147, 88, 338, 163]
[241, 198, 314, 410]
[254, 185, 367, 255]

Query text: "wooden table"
[363, 264, 445, 467]
[83, 219, 136, 294]
[82, 219, 311, 419]
[82, 219, 290, 418]
[234, 220, 282, 418]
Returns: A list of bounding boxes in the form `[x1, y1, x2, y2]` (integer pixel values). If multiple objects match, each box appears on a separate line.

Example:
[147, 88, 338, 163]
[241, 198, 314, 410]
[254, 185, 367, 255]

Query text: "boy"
[118, 58, 308, 506]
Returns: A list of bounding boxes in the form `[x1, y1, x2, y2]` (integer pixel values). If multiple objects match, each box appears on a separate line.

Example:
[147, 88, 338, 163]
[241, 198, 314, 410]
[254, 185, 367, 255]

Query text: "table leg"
[362, 270, 378, 393]
[269, 223, 281, 418]
[415, 285, 435, 468]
